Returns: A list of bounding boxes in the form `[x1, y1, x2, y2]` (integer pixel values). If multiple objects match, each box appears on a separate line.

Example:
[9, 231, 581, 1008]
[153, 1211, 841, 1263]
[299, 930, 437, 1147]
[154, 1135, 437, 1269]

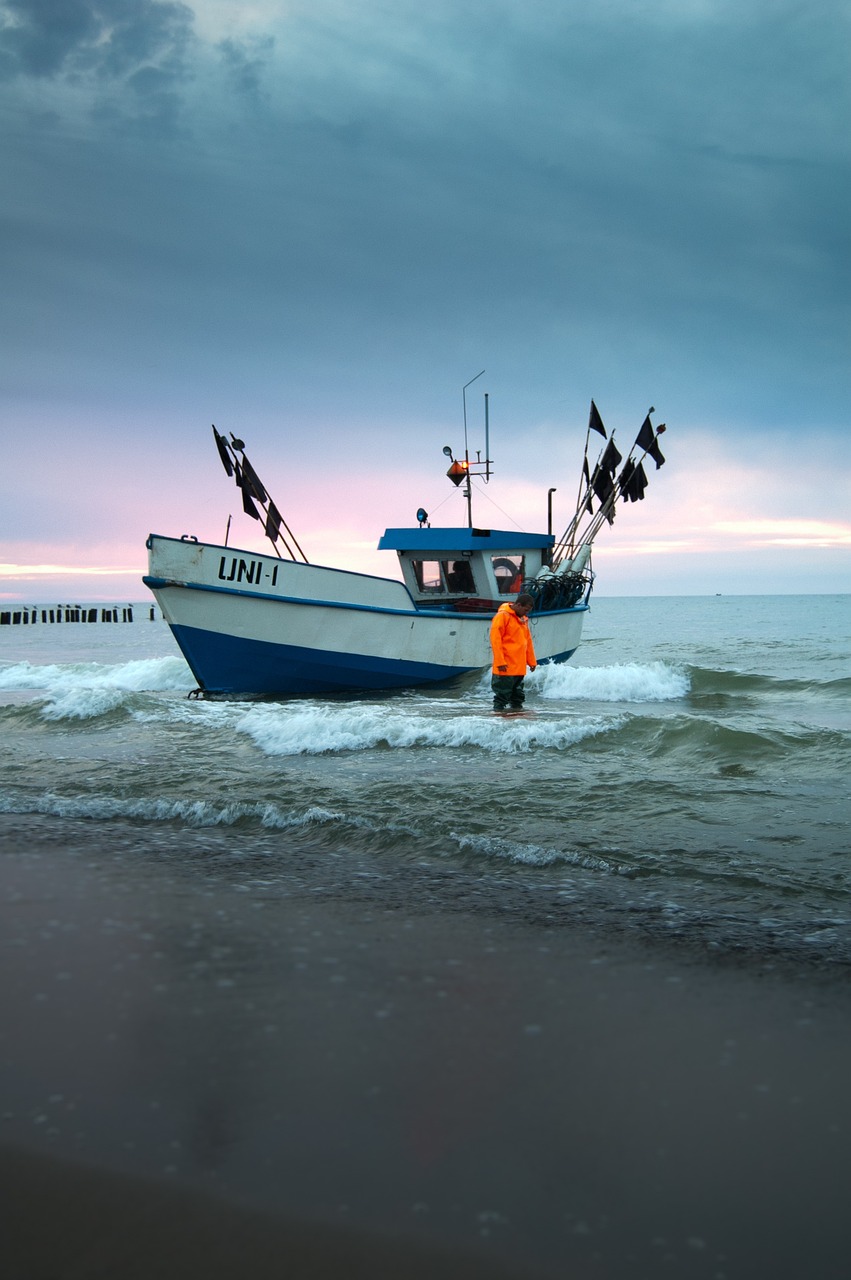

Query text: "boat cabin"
[377, 527, 554, 609]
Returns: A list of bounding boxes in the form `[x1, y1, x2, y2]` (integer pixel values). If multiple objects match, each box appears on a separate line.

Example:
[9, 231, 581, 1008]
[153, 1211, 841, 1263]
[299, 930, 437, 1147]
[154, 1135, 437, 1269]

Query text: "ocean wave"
[532, 660, 689, 702]
[0, 790, 363, 831]
[233, 702, 621, 756]
[626, 713, 851, 764]
[0, 788, 634, 880]
[0, 657, 194, 720]
[687, 666, 851, 699]
[450, 831, 635, 875]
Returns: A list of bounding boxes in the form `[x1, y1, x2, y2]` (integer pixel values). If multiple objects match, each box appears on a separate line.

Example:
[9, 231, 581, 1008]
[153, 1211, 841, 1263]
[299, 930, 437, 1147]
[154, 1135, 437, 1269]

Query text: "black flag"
[600, 437, 623, 476]
[588, 400, 607, 438]
[591, 464, 614, 505]
[265, 502, 282, 543]
[619, 458, 648, 503]
[241, 483, 261, 520]
[234, 463, 261, 519]
[212, 425, 234, 477]
[636, 416, 666, 469]
[240, 454, 268, 503]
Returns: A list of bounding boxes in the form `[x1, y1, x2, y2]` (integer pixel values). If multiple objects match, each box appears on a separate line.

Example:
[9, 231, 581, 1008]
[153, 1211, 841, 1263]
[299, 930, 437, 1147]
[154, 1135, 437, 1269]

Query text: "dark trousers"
[491, 674, 526, 710]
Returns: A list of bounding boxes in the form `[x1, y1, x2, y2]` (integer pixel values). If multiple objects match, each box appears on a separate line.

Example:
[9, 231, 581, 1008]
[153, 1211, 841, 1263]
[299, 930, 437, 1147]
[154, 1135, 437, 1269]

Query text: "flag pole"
[211, 426, 309, 562]
[549, 410, 666, 571]
[552, 440, 603, 566]
[553, 426, 619, 567]
[564, 400, 608, 558]
[569, 413, 666, 551]
[568, 424, 592, 557]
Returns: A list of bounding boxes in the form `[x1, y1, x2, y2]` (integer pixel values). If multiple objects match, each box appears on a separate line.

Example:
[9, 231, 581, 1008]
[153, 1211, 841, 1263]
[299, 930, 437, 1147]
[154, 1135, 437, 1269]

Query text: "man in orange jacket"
[490, 593, 537, 711]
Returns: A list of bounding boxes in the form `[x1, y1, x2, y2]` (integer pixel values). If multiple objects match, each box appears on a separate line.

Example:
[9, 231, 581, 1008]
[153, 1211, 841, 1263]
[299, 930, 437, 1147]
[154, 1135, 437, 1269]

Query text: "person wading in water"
[489, 593, 537, 712]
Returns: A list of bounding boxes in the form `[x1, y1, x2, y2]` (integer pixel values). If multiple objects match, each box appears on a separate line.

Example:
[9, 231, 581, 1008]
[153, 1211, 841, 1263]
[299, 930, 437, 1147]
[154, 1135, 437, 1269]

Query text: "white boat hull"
[144, 535, 587, 697]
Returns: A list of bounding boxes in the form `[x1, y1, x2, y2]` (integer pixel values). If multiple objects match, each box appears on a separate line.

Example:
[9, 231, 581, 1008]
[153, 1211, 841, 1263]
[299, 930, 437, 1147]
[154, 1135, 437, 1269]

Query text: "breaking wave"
[450, 831, 635, 875]
[0, 791, 636, 881]
[532, 660, 689, 702]
[0, 791, 368, 832]
[234, 703, 620, 756]
[0, 657, 194, 719]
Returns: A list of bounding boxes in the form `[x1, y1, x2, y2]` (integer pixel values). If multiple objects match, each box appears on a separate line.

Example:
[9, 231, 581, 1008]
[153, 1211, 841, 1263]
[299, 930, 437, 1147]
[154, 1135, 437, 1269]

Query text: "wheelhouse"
[377, 527, 554, 608]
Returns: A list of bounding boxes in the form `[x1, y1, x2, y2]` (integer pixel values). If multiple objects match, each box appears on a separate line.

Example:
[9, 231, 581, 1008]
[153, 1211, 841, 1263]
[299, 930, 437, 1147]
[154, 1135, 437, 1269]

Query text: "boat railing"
[412, 573, 592, 616]
[413, 597, 502, 615]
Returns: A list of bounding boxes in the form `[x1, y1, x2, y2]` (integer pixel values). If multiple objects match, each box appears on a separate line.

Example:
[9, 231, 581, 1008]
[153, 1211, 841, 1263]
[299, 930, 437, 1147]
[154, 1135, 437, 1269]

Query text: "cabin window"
[412, 560, 444, 593]
[442, 559, 476, 593]
[491, 555, 525, 594]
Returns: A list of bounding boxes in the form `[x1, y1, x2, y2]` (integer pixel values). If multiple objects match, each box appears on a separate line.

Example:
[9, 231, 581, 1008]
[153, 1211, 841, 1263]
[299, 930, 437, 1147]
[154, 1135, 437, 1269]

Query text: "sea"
[1, 593, 849, 971]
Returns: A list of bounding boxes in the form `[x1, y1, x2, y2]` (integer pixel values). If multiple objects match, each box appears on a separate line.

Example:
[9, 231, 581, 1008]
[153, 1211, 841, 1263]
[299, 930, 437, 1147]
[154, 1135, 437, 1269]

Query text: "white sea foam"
[234, 703, 620, 756]
[451, 831, 635, 875]
[0, 657, 194, 719]
[531, 660, 689, 702]
[0, 790, 357, 830]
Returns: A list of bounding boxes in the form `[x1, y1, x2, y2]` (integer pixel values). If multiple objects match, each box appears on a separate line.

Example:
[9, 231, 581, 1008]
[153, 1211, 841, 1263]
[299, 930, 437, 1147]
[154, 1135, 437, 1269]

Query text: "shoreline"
[3, 813, 851, 1277]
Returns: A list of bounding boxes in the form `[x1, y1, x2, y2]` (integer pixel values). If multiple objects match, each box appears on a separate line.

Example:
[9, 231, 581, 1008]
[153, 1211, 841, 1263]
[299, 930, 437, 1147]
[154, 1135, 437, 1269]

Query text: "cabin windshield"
[442, 559, 476, 593]
[412, 560, 443, 593]
[492, 555, 525, 594]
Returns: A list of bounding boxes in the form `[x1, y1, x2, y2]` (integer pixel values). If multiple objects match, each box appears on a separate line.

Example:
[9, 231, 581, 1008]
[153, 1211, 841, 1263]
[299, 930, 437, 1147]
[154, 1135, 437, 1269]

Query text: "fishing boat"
[143, 395, 667, 697]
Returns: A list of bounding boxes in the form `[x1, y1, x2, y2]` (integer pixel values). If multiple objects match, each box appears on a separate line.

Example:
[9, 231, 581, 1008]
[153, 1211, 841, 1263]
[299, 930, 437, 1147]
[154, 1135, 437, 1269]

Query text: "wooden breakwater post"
[0, 605, 159, 625]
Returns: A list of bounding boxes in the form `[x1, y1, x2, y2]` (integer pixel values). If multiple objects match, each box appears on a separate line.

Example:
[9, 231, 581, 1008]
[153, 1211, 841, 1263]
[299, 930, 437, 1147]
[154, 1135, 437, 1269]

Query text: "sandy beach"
[2, 813, 851, 1279]
[1, 1143, 546, 1280]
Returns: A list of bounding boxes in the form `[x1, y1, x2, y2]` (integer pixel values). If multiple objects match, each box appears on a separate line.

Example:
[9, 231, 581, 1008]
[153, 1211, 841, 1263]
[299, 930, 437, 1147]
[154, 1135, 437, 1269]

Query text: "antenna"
[484, 392, 490, 481]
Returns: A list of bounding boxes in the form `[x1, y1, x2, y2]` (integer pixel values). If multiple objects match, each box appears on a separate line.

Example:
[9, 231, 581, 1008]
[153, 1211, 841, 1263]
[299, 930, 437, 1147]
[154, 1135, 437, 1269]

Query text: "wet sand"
[2, 814, 851, 1278]
[1, 1144, 543, 1280]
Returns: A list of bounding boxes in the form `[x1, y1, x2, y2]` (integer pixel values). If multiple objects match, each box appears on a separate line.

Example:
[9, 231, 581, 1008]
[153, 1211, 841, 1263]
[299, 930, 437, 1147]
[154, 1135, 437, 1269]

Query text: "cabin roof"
[378, 527, 554, 553]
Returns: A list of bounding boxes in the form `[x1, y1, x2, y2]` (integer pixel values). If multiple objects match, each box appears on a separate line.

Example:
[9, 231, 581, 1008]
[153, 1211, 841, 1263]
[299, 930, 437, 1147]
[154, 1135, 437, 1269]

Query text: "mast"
[445, 373, 493, 527]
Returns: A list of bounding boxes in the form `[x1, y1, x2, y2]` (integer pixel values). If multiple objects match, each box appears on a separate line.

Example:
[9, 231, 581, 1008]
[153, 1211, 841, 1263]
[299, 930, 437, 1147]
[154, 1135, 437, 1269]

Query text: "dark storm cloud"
[0, 0, 848, 435]
[0, 0, 97, 76]
[0, 0, 194, 119]
[217, 34, 275, 100]
[230, 1, 848, 338]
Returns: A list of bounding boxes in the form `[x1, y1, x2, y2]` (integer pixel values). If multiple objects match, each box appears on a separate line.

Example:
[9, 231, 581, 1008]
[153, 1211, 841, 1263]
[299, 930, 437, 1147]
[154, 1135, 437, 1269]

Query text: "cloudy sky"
[1, 0, 848, 602]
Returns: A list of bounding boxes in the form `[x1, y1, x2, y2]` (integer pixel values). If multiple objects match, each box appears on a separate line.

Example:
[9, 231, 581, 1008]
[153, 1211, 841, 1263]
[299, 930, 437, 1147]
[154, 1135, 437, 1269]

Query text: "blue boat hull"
[172, 623, 477, 697]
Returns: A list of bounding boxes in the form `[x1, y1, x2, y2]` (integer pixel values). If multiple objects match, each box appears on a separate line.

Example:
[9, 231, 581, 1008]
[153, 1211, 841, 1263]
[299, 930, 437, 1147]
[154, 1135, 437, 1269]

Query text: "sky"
[1, 0, 849, 602]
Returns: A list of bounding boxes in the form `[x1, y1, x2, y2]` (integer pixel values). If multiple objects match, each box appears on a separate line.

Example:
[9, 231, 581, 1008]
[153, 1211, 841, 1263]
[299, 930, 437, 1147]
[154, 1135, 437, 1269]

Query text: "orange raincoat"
[490, 603, 536, 675]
